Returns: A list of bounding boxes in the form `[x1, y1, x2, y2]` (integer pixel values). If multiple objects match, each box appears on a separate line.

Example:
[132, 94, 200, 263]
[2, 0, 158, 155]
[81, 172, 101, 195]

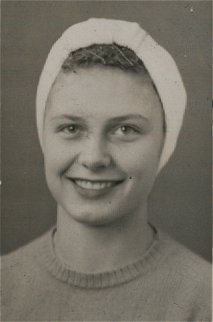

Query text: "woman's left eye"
[113, 125, 139, 135]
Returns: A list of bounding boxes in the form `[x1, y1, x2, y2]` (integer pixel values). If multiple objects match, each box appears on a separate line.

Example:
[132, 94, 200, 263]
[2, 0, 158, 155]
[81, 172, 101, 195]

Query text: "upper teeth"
[74, 179, 115, 190]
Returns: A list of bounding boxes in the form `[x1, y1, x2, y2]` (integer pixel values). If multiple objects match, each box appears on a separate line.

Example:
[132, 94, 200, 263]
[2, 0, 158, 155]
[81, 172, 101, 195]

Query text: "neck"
[54, 205, 154, 273]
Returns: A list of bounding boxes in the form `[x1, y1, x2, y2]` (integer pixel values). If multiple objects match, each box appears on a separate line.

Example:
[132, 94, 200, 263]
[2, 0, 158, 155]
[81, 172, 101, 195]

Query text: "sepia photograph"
[1, 1, 212, 321]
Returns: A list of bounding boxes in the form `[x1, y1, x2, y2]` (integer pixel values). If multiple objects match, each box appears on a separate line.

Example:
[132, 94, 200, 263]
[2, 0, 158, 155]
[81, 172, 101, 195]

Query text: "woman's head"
[36, 18, 186, 172]
[36, 18, 186, 225]
[43, 44, 164, 225]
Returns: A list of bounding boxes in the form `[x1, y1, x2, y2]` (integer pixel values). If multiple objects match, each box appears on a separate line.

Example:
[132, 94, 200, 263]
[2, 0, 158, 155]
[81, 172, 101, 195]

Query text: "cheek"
[115, 138, 161, 178]
[43, 137, 76, 176]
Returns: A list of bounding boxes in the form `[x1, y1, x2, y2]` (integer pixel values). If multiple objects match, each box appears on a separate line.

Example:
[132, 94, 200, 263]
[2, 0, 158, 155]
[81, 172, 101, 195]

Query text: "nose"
[77, 137, 112, 171]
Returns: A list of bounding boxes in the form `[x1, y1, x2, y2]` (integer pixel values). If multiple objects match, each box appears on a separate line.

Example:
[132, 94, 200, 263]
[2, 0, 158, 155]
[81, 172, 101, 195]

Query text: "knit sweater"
[1, 226, 211, 322]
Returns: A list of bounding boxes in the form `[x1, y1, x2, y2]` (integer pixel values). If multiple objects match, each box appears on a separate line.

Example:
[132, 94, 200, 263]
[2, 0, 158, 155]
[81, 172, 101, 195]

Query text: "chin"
[66, 206, 126, 227]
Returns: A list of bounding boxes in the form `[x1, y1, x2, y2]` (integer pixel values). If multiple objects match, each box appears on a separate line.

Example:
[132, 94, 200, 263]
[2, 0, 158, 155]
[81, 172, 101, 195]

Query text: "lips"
[73, 179, 118, 190]
[67, 177, 124, 197]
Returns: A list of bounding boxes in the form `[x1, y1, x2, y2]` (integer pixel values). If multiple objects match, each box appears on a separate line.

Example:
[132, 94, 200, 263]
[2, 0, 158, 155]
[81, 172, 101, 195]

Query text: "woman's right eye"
[63, 124, 79, 133]
[57, 124, 81, 137]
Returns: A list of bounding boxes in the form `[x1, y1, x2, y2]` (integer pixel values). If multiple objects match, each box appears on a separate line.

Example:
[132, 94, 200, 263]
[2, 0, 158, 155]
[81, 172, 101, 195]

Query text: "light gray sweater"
[1, 227, 211, 321]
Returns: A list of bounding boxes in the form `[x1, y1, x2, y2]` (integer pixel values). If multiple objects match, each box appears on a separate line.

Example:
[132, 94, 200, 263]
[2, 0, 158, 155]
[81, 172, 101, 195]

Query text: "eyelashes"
[56, 123, 144, 141]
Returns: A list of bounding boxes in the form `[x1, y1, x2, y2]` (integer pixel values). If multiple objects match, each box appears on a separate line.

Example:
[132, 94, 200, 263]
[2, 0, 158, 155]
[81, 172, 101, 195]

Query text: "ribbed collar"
[38, 225, 169, 289]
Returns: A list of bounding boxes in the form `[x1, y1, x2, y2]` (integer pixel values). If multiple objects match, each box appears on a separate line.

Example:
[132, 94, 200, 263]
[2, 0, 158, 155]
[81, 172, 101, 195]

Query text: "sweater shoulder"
[2, 232, 47, 270]
[1, 231, 52, 321]
[160, 232, 212, 320]
[162, 233, 211, 278]
[1, 231, 49, 291]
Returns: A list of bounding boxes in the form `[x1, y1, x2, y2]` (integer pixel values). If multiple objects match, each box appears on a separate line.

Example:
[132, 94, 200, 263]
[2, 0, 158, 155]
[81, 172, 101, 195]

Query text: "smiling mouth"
[70, 178, 123, 190]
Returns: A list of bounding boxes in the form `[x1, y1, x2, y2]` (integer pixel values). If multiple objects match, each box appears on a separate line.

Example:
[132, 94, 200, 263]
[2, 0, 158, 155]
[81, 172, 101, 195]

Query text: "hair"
[62, 43, 148, 73]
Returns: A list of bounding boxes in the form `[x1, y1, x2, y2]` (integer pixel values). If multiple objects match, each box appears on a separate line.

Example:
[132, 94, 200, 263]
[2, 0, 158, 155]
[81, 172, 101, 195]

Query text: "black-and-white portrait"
[1, 1, 212, 321]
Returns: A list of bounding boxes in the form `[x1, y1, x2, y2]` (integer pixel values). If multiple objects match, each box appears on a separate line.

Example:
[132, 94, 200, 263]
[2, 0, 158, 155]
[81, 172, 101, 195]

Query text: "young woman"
[2, 18, 211, 321]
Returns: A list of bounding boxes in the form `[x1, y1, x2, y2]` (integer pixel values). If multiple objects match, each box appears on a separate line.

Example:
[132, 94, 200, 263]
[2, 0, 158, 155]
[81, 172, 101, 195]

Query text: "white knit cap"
[36, 18, 187, 173]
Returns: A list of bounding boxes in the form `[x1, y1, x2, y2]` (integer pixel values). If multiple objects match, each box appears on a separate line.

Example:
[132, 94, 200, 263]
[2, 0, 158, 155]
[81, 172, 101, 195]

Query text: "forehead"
[46, 66, 162, 120]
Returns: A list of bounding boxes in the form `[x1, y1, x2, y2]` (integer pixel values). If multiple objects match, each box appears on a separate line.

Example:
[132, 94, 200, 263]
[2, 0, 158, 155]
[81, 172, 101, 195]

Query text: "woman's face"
[43, 66, 164, 226]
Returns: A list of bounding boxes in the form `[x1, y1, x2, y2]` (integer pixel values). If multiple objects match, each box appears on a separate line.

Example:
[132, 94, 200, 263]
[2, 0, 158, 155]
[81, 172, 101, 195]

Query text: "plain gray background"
[2, 1, 212, 262]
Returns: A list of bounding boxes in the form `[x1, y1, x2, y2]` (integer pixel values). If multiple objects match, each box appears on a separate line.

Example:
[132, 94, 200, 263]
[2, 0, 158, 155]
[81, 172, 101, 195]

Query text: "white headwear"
[36, 18, 187, 173]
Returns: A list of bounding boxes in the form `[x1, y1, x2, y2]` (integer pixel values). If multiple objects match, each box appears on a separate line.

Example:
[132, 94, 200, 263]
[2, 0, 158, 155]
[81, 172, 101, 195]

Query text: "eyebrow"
[107, 114, 148, 123]
[51, 114, 149, 123]
[51, 115, 86, 122]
